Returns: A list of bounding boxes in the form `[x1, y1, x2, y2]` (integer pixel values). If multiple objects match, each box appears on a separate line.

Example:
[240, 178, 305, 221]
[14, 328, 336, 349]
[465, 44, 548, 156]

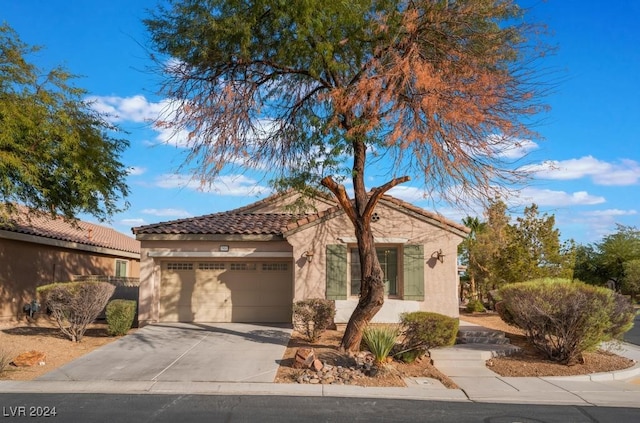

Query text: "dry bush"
[497, 279, 635, 365]
[37, 282, 115, 342]
[292, 299, 336, 342]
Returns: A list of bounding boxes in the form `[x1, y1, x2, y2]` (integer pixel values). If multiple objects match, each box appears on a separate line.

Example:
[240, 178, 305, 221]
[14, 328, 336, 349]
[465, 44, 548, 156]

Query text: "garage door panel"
[192, 306, 230, 322]
[160, 261, 292, 323]
[224, 278, 290, 292]
[231, 306, 292, 323]
[230, 291, 291, 307]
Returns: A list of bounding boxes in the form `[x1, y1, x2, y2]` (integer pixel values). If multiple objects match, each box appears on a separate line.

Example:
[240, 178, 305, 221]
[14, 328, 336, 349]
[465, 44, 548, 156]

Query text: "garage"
[159, 260, 293, 323]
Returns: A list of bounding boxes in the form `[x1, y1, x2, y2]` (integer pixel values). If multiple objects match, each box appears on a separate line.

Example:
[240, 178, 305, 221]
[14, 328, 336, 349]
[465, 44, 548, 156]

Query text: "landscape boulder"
[11, 351, 46, 367]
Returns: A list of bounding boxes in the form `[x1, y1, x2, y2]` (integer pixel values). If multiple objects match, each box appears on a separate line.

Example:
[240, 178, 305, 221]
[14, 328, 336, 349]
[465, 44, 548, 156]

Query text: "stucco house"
[0, 207, 140, 321]
[133, 190, 469, 326]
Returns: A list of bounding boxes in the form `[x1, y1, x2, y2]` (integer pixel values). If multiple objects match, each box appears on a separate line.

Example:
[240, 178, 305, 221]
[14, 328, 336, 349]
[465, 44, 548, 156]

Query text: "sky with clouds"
[3, 0, 639, 244]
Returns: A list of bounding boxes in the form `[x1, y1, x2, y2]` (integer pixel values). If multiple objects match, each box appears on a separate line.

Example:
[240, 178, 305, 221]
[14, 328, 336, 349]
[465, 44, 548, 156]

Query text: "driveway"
[38, 323, 292, 383]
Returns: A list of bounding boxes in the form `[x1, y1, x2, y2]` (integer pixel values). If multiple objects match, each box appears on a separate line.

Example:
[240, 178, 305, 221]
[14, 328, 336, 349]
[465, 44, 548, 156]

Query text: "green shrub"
[363, 325, 400, 364]
[497, 279, 636, 364]
[106, 299, 137, 336]
[37, 281, 115, 342]
[465, 299, 486, 313]
[292, 299, 336, 342]
[398, 311, 458, 361]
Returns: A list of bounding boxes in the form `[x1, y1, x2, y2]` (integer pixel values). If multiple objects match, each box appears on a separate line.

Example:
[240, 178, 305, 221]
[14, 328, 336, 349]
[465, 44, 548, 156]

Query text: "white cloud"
[154, 173, 269, 196]
[523, 156, 640, 186]
[387, 185, 427, 203]
[512, 187, 605, 207]
[487, 135, 539, 159]
[87, 95, 191, 148]
[87, 95, 168, 123]
[141, 208, 192, 218]
[119, 218, 146, 226]
[127, 166, 146, 176]
[582, 209, 638, 218]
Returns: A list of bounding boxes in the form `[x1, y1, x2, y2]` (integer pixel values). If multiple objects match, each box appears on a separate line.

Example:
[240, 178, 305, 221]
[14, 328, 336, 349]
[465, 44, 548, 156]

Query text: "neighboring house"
[133, 190, 469, 326]
[0, 206, 140, 321]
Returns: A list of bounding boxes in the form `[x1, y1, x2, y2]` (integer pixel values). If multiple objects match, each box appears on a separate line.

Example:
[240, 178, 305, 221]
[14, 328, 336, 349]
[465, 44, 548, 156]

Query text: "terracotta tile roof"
[283, 194, 470, 236]
[132, 212, 302, 236]
[379, 195, 471, 234]
[1, 207, 140, 254]
[134, 190, 469, 238]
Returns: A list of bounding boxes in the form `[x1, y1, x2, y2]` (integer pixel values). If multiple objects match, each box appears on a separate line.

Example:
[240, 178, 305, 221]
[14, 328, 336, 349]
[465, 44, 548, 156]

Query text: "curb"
[540, 362, 640, 383]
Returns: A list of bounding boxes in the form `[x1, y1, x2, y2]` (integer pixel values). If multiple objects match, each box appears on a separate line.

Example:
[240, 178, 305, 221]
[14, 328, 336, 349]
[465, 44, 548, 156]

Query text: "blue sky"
[3, 0, 639, 245]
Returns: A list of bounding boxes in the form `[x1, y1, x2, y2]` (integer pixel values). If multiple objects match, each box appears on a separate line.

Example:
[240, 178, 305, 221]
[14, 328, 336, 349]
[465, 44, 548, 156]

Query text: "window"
[230, 263, 257, 271]
[167, 263, 193, 270]
[326, 244, 424, 301]
[115, 260, 128, 277]
[199, 262, 225, 270]
[262, 263, 288, 271]
[350, 247, 398, 296]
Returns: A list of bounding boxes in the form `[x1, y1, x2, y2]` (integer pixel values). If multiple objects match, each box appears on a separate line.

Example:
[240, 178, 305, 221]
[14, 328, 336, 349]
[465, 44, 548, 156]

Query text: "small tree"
[0, 24, 129, 223]
[38, 282, 115, 342]
[145, 0, 551, 351]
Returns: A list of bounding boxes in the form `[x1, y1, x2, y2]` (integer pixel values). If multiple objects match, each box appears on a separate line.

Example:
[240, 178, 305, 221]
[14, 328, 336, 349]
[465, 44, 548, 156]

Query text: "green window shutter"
[403, 244, 424, 301]
[326, 244, 347, 300]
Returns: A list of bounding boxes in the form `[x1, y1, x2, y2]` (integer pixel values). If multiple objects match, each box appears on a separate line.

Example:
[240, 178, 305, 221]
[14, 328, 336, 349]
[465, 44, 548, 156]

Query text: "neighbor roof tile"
[1, 206, 140, 254]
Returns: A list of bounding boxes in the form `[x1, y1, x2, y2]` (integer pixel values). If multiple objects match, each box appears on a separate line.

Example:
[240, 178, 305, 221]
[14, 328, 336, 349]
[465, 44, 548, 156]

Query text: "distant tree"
[501, 204, 574, 283]
[0, 24, 129, 223]
[469, 201, 574, 300]
[471, 199, 510, 300]
[622, 259, 640, 300]
[460, 216, 486, 300]
[145, 0, 550, 351]
[572, 243, 606, 285]
[596, 225, 640, 291]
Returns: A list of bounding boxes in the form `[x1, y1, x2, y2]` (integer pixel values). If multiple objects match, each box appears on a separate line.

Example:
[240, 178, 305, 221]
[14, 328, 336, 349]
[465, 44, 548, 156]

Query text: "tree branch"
[364, 176, 410, 218]
[321, 175, 357, 225]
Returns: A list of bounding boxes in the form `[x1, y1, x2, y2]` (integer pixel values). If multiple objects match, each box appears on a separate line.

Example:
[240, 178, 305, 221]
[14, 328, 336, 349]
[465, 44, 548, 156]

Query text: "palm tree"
[461, 216, 486, 300]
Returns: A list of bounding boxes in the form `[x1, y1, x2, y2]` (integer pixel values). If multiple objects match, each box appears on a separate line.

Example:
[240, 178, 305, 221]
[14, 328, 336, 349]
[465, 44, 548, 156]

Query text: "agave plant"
[362, 325, 400, 365]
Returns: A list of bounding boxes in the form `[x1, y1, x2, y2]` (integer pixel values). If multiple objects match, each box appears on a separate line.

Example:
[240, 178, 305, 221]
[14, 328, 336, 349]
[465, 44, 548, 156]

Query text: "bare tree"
[145, 0, 551, 351]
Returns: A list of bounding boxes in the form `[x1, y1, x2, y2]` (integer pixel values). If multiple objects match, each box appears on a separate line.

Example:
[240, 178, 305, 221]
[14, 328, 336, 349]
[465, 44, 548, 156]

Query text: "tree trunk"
[470, 275, 477, 300]
[340, 213, 386, 351]
[321, 137, 409, 353]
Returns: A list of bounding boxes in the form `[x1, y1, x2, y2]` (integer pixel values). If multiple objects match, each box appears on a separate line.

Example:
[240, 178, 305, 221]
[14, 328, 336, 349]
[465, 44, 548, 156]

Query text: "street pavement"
[1, 321, 639, 408]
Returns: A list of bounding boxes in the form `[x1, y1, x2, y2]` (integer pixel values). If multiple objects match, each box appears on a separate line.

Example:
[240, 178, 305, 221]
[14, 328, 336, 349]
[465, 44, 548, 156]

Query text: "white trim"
[0, 229, 140, 259]
[147, 251, 293, 258]
[338, 237, 409, 244]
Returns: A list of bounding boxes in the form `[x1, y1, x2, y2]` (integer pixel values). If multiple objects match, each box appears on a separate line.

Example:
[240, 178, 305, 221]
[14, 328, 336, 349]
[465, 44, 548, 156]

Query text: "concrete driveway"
[38, 323, 292, 383]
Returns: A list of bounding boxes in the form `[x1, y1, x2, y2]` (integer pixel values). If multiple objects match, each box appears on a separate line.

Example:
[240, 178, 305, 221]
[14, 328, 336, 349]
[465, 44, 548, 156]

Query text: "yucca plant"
[362, 325, 400, 365]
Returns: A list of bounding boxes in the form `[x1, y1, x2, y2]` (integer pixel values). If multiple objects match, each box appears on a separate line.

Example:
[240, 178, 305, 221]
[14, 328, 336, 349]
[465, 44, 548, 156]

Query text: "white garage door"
[159, 260, 293, 323]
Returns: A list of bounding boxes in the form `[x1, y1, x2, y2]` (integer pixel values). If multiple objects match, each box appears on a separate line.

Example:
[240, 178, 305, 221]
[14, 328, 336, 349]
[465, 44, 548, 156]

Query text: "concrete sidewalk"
[2, 323, 639, 408]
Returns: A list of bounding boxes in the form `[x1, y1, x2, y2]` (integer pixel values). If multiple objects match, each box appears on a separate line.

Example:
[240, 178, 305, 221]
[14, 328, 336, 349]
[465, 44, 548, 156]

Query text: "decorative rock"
[11, 351, 46, 367]
[293, 347, 316, 369]
[312, 359, 324, 371]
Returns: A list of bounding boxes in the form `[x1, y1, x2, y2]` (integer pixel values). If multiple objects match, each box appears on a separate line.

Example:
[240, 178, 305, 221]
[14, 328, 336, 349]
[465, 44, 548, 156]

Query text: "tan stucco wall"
[137, 239, 293, 325]
[286, 202, 464, 322]
[137, 198, 466, 325]
[0, 238, 140, 321]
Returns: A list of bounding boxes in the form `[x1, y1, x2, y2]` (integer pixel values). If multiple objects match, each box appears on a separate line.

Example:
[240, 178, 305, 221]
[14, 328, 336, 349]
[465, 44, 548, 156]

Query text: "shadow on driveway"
[38, 323, 292, 383]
